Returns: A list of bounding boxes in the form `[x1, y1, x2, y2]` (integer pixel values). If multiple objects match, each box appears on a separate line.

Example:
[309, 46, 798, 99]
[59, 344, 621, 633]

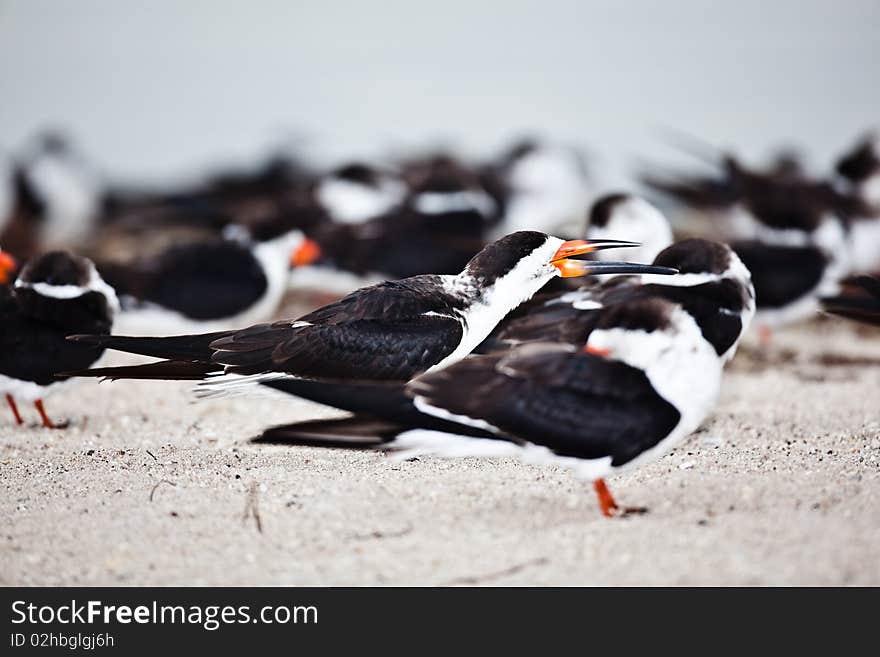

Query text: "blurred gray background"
[1, 0, 878, 185]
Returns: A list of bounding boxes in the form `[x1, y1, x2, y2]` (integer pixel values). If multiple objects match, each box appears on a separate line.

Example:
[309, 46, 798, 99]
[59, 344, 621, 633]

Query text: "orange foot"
[759, 325, 773, 348]
[34, 399, 69, 430]
[593, 479, 648, 518]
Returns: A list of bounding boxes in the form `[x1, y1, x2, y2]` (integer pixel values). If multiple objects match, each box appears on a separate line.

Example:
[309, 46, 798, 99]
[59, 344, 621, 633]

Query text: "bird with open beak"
[63, 231, 676, 396]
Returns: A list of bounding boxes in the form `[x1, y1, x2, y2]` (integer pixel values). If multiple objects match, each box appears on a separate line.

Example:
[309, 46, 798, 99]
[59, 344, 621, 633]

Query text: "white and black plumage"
[312, 162, 406, 225]
[836, 132, 880, 208]
[489, 139, 590, 239]
[834, 133, 880, 275]
[253, 296, 723, 517]
[96, 216, 318, 335]
[481, 238, 755, 364]
[1, 250, 118, 428]
[294, 155, 500, 292]
[821, 276, 880, 327]
[643, 153, 857, 331]
[64, 232, 676, 392]
[0, 135, 103, 260]
[585, 193, 674, 266]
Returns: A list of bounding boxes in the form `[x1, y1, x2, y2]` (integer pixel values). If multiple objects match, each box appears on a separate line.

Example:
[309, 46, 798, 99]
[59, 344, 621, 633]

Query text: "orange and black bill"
[0, 250, 18, 284]
[549, 239, 677, 278]
[290, 238, 322, 268]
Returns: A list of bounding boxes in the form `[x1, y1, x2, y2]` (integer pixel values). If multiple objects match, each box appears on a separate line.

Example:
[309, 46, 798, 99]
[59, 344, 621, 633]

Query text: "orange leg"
[593, 479, 648, 518]
[594, 479, 619, 517]
[6, 394, 23, 425]
[34, 399, 56, 429]
[759, 325, 773, 348]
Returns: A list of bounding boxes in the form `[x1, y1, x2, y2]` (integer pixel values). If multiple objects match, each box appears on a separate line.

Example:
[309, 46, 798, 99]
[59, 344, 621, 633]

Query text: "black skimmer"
[836, 132, 880, 208]
[643, 151, 857, 333]
[63, 232, 676, 390]
[312, 162, 406, 224]
[488, 139, 590, 239]
[290, 155, 502, 292]
[481, 238, 755, 363]
[96, 215, 319, 334]
[253, 296, 724, 517]
[821, 276, 880, 327]
[1, 250, 118, 428]
[833, 132, 880, 275]
[585, 193, 673, 266]
[0, 134, 103, 260]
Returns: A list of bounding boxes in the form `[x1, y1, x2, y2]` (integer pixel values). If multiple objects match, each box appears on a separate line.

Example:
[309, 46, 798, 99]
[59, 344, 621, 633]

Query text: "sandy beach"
[2, 299, 879, 586]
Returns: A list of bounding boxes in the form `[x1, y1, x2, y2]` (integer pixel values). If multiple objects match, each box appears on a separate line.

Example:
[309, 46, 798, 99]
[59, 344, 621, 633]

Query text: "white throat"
[428, 237, 565, 373]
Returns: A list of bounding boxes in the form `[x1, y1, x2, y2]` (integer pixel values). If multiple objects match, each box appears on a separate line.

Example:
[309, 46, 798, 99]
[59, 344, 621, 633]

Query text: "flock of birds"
[1, 131, 879, 517]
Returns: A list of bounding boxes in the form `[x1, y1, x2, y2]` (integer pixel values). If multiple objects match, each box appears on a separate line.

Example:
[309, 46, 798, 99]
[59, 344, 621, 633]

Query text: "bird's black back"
[100, 241, 269, 320]
[1, 289, 112, 385]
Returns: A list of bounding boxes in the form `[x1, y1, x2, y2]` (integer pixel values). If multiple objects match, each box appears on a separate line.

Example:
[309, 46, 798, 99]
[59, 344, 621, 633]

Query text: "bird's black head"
[594, 297, 674, 334]
[650, 239, 755, 360]
[836, 134, 880, 184]
[332, 163, 383, 187]
[588, 193, 632, 228]
[462, 231, 556, 285]
[405, 155, 477, 194]
[13, 250, 117, 332]
[653, 238, 732, 276]
[18, 250, 92, 288]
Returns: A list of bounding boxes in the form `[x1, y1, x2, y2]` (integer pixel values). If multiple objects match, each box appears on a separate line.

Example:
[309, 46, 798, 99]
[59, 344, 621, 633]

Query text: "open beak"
[550, 239, 677, 278]
[0, 250, 18, 284]
[550, 239, 640, 261]
[290, 238, 322, 268]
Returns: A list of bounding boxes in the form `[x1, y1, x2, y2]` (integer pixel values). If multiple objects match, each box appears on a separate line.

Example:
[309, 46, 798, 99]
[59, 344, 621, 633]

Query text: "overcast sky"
[1, 0, 877, 186]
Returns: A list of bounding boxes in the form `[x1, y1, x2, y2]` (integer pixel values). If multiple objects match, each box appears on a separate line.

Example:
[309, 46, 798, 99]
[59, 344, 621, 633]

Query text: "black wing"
[210, 276, 465, 381]
[732, 241, 826, 309]
[409, 344, 681, 467]
[99, 241, 269, 320]
[1, 296, 110, 386]
[640, 172, 741, 210]
[822, 276, 880, 326]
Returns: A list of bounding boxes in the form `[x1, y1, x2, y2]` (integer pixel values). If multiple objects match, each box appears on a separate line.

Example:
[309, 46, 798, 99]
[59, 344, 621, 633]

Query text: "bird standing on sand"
[1, 250, 118, 428]
[253, 296, 723, 518]
[64, 232, 676, 393]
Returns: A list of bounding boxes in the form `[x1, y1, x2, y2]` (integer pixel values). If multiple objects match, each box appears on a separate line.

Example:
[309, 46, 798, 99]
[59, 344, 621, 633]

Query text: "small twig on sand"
[149, 479, 176, 502]
[444, 557, 549, 585]
[243, 482, 263, 533]
[350, 525, 413, 541]
[146, 450, 158, 461]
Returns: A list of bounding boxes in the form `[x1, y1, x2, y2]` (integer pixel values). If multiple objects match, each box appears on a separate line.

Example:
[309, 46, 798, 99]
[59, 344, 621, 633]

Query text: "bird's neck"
[453, 270, 552, 316]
